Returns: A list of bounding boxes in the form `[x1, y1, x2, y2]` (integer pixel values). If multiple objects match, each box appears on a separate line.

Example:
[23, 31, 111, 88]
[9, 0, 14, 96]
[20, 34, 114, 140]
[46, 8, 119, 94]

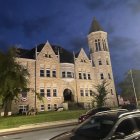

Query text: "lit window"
[100, 73, 104, 79]
[53, 89, 57, 97]
[80, 89, 84, 96]
[40, 105, 45, 111]
[40, 69, 44, 77]
[46, 69, 50, 77]
[40, 89, 45, 97]
[47, 89, 51, 97]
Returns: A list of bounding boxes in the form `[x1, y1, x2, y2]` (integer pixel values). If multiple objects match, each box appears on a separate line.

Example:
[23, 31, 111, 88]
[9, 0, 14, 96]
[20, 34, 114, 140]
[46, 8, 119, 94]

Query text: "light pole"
[130, 69, 138, 107]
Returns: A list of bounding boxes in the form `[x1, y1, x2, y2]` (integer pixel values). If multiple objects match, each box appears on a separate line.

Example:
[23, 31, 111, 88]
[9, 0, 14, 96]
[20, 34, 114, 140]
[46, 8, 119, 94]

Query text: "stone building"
[12, 18, 118, 113]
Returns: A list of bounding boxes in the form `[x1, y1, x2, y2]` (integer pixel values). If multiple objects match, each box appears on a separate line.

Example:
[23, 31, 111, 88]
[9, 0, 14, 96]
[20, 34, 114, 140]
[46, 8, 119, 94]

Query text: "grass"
[0, 110, 86, 129]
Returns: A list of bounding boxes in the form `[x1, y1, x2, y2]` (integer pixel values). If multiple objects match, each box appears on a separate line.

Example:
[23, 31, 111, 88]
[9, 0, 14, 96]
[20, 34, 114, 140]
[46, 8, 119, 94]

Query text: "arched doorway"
[63, 88, 72, 102]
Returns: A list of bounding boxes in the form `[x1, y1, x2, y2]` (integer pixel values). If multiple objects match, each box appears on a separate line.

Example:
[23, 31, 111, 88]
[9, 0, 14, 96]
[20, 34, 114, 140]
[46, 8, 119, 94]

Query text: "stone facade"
[12, 19, 118, 113]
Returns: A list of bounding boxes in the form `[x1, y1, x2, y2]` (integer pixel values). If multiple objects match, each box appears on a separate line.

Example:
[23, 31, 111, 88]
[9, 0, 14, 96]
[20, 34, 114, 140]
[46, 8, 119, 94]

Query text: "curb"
[0, 120, 78, 136]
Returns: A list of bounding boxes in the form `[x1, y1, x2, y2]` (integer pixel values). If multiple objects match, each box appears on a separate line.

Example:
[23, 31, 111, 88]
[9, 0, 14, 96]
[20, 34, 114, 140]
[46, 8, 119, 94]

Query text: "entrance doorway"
[63, 89, 72, 102]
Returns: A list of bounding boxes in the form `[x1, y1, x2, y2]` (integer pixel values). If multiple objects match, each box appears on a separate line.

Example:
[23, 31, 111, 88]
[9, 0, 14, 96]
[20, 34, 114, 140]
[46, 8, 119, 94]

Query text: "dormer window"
[45, 54, 52, 58]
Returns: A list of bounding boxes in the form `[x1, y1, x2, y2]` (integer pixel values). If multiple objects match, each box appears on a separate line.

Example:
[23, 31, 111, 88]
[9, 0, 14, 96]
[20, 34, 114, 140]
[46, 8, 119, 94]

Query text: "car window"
[115, 118, 135, 137]
[75, 116, 114, 139]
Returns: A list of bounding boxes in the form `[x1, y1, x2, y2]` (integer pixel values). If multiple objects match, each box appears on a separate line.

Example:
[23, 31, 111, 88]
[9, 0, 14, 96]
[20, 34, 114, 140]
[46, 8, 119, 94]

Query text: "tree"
[91, 80, 109, 107]
[0, 47, 29, 116]
[119, 69, 140, 103]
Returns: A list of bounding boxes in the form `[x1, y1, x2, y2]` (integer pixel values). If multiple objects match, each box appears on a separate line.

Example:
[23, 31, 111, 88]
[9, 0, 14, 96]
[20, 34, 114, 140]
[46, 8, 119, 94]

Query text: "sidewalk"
[0, 119, 78, 136]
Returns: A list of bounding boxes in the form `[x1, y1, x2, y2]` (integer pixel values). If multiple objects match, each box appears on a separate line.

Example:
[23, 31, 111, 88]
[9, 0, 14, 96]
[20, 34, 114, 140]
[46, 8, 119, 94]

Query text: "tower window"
[98, 39, 101, 51]
[100, 73, 104, 79]
[98, 60, 102, 65]
[102, 39, 108, 51]
[106, 59, 109, 65]
[111, 89, 113, 95]
[95, 39, 102, 51]
[108, 73, 111, 79]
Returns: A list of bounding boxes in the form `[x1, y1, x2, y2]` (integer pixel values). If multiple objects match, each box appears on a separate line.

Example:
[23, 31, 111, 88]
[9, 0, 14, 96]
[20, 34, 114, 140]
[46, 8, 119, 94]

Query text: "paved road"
[0, 125, 75, 140]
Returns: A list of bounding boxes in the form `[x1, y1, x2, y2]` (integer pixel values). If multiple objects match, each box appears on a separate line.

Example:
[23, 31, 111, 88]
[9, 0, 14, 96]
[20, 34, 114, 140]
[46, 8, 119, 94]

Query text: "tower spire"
[89, 17, 104, 34]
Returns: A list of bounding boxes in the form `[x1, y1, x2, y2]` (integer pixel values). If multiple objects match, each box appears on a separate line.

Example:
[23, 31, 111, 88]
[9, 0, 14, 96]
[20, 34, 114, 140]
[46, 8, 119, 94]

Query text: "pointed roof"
[89, 17, 104, 34]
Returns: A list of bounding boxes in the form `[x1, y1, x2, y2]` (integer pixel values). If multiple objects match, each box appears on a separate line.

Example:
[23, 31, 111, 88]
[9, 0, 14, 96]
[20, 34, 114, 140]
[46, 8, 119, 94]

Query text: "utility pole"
[130, 69, 138, 107]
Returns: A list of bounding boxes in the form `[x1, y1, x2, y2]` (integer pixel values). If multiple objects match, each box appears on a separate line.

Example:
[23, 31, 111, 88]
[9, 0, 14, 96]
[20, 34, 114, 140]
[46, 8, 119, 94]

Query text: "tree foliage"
[92, 80, 109, 107]
[0, 47, 29, 116]
[119, 69, 140, 102]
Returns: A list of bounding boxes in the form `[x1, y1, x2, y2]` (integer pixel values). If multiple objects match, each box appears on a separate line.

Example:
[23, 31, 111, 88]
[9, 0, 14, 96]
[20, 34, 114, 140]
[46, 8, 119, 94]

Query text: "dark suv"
[50, 109, 140, 140]
[78, 107, 111, 123]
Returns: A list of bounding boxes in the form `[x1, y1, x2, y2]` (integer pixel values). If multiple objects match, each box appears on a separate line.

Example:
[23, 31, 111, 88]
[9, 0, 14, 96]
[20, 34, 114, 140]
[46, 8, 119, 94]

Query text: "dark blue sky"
[0, 0, 140, 91]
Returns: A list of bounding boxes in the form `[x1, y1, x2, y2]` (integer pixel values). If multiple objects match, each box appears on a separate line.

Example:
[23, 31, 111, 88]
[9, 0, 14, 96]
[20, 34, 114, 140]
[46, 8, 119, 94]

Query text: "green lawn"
[0, 110, 86, 129]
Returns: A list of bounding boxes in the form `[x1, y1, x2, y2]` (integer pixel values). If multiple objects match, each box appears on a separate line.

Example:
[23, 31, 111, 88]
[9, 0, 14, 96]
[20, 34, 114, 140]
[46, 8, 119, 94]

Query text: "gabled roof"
[89, 17, 104, 34]
[17, 44, 74, 63]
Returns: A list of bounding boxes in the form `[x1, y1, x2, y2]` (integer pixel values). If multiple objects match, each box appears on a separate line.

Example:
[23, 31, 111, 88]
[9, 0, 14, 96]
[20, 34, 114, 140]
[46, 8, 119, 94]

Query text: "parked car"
[50, 109, 140, 140]
[78, 107, 111, 123]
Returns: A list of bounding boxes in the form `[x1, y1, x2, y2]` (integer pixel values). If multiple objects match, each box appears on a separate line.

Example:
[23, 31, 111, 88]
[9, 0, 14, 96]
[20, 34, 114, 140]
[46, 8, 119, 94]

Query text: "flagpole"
[130, 69, 138, 107]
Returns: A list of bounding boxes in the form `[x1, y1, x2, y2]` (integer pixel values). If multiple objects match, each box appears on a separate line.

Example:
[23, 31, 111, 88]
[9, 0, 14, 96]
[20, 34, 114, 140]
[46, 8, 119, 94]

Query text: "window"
[52, 70, 56, 77]
[40, 105, 45, 111]
[67, 72, 72, 78]
[83, 73, 86, 79]
[85, 89, 88, 96]
[40, 89, 45, 97]
[46, 69, 50, 77]
[19, 105, 27, 112]
[21, 91, 27, 98]
[88, 73, 91, 80]
[47, 89, 51, 97]
[48, 104, 51, 110]
[99, 60, 102, 65]
[62, 71, 66, 78]
[111, 89, 113, 95]
[115, 119, 135, 136]
[53, 89, 57, 97]
[100, 73, 104, 79]
[102, 39, 108, 51]
[40, 69, 44, 77]
[45, 54, 52, 58]
[108, 73, 111, 79]
[54, 104, 57, 110]
[79, 73, 82, 79]
[106, 59, 109, 65]
[95, 39, 101, 51]
[90, 90, 93, 96]
[80, 89, 84, 96]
